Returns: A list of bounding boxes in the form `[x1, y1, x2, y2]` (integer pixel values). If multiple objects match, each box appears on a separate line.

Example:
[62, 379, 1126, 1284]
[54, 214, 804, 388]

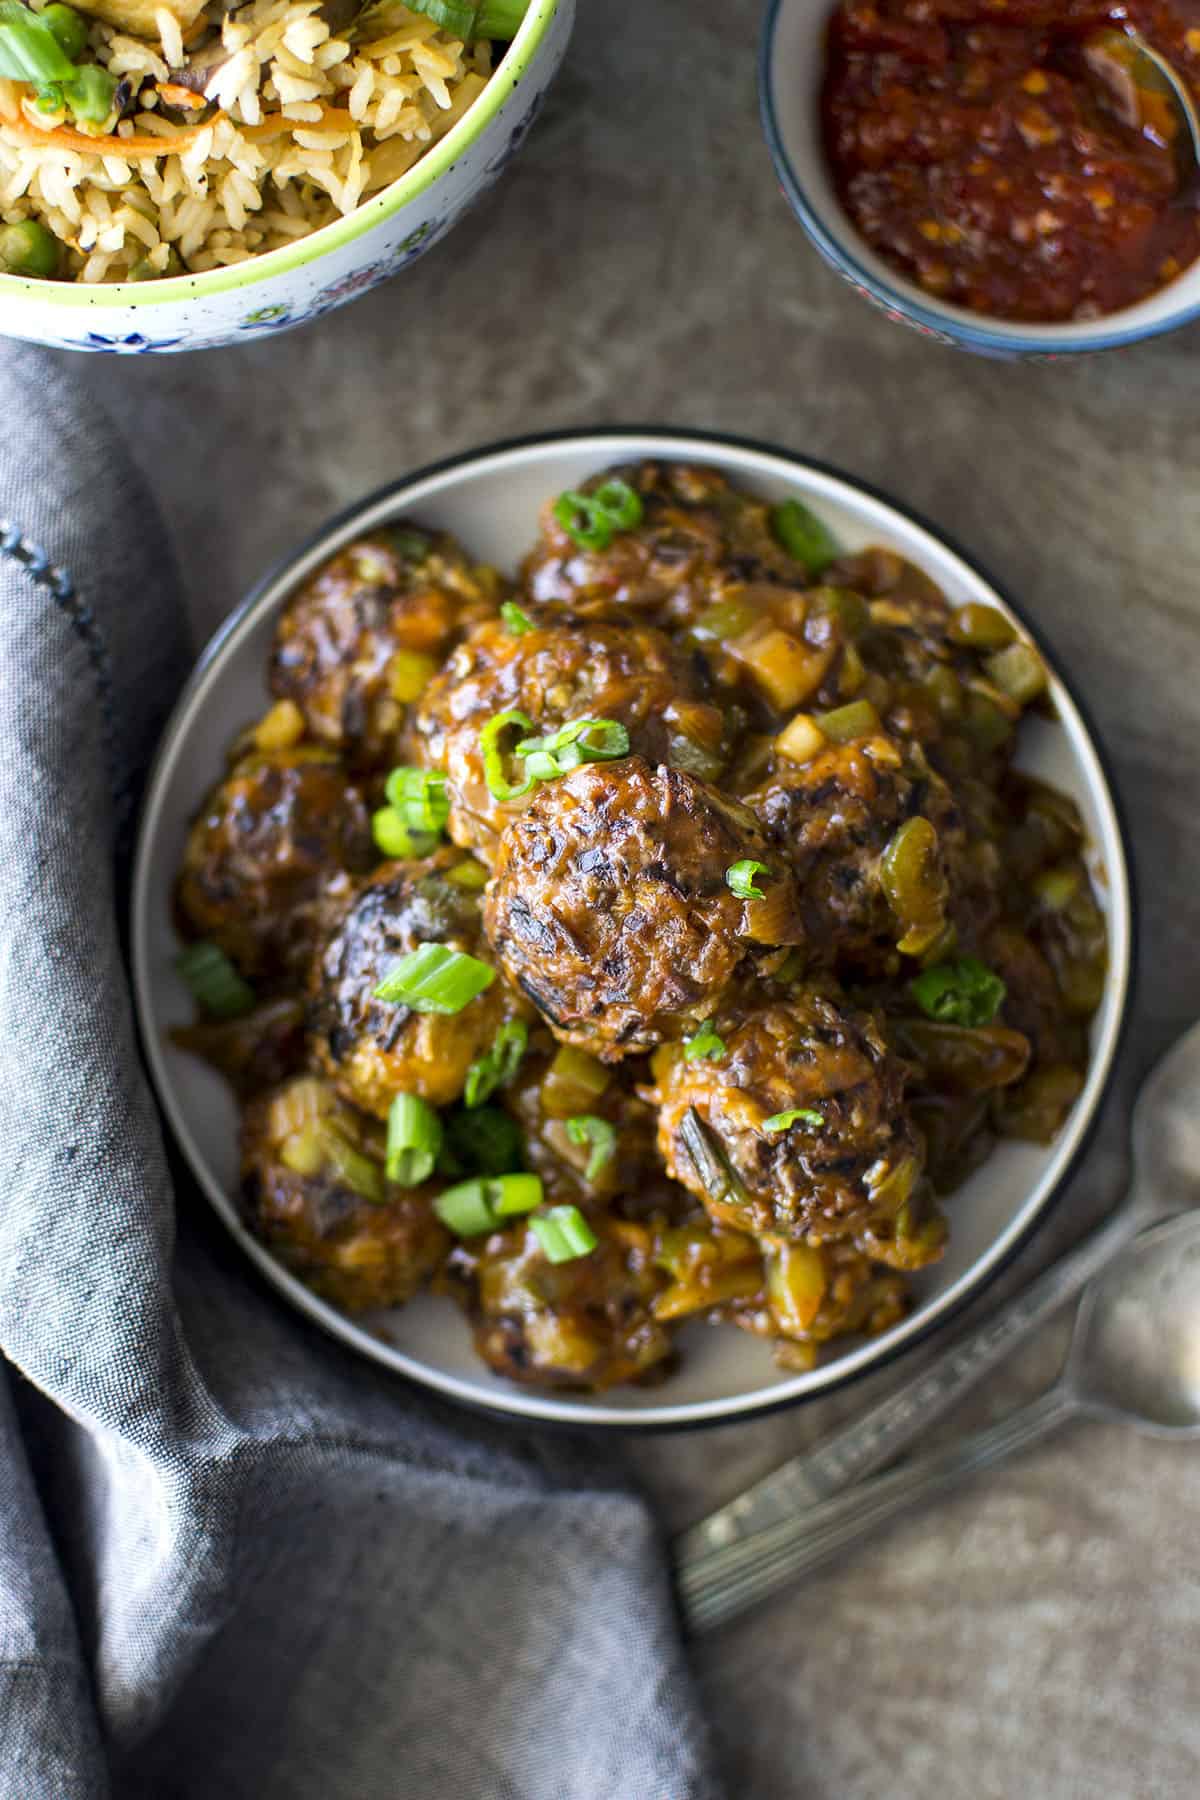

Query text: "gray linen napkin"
[0, 344, 719, 1800]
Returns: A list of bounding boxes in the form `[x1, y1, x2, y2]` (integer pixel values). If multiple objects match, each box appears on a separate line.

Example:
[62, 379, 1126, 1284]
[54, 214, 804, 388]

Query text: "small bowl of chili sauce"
[761, 0, 1200, 356]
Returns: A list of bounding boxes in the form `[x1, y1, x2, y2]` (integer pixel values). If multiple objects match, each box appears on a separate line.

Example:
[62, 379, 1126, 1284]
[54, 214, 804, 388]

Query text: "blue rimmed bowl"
[761, 0, 1200, 359]
[0, 0, 572, 355]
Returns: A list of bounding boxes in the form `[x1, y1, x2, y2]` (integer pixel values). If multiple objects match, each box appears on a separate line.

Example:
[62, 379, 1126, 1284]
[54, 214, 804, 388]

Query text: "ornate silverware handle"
[677, 1384, 1079, 1634]
[674, 1194, 1142, 1574]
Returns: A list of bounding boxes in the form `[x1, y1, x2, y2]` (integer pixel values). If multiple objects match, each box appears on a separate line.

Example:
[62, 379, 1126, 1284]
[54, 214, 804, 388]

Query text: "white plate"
[131, 430, 1133, 1429]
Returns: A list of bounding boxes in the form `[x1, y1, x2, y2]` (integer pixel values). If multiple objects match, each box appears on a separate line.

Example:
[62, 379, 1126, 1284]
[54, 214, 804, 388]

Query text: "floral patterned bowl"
[0, 0, 572, 354]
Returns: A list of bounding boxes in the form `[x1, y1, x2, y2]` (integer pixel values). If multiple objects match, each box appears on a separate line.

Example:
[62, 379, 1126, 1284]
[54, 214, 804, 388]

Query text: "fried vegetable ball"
[407, 614, 727, 862]
[447, 1215, 672, 1390]
[744, 731, 972, 974]
[484, 758, 803, 1061]
[654, 990, 933, 1258]
[242, 1077, 448, 1313]
[521, 461, 809, 626]
[176, 748, 373, 982]
[269, 526, 499, 768]
[308, 847, 530, 1117]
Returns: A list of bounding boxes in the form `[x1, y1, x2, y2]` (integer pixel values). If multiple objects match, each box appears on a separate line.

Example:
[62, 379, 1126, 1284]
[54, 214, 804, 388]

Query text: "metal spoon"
[680, 1207, 1200, 1633]
[675, 1019, 1200, 1588]
[1083, 27, 1200, 200]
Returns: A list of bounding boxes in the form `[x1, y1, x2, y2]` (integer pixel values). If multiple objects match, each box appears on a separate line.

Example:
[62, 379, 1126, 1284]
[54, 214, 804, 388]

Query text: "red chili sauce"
[822, 1, 1200, 322]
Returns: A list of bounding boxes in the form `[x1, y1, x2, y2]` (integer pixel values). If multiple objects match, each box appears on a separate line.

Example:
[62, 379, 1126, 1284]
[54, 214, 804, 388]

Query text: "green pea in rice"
[0, 0, 492, 281]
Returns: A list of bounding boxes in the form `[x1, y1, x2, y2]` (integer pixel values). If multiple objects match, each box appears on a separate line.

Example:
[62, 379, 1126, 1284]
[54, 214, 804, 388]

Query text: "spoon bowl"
[1069, 1213, 1200, 1434]
[1084, 27, 1200, 201]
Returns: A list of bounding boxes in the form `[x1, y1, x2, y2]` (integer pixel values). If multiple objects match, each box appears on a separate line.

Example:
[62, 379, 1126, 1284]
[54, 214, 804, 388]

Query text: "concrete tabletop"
[77, 1, 1200, 1793]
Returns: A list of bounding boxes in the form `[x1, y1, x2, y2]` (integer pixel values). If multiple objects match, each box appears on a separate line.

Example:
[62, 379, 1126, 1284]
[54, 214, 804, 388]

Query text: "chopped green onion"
[515, 716, 630, 775]
[763, 1108, 824, 1133]
[442, 1106, 524, 1177]
[405, 0, 530, 40]
[910, 956, 1006, 1028]
[385, 765, 450, 837]
[726, 859, 769, 900]
[531, 1204, 598, 1263]
[374, 943, 495, 1013]
[0, 2, 76, 85]
[434, 1171, 543, 1236]
[464, 1018, 528, 1109]
[591, 479, 644, 529]
[565, 1114, 617, 1182]
[475, 0, 530, 37]
[0, 218, 60, 278]
[770, 498, 841, 576]
[553, 479, 644, 552]
[372, 805, 436, 860]
[43, 4, 87, 59]
[386, 1092, 443, 1187]
[480, 707, 537, 802]
[501, 599, 535, 636]
[176, 941, 255, 1020]
[683, 1020, 726, 1062]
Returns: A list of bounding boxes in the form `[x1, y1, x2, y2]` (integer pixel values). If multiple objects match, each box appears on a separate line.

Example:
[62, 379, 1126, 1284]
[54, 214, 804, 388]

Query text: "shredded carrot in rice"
[0, 107, 354, 158]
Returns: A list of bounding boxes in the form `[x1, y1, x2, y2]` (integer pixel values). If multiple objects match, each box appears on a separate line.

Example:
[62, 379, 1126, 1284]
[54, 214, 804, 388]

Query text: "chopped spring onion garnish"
[176, 941, 255, 1020]
[482, 711, 631, 800]
[565, 1114, 617, 1181]
[0, 3, 117, 125]
[434, 1171, 543, 1236]
[442, 1106, 524, 1177]
[481, 707, 537, 802]
[0, 1, 77, 85]
[42, 4, 87, 58]
[553, 479, 644, 552]
[769, 498, 841, 576]
[910, 956, 1006, 1029]
[372, 805, 433, 861]
[385, 766, 450, 838]
[531, 1204, 599, 1264]
[386, 1092, 443, 1187]
[515, 716, 630, 776]
[464, 1018, 529, 1109]
[374, 943, 496, 1014]
[763, 1108, 824, 1133]
[683, 1020, 726, 1062]
[726, 859, 769, 900]
[501, 600, 535, 636]
[406, 0, 530, 41]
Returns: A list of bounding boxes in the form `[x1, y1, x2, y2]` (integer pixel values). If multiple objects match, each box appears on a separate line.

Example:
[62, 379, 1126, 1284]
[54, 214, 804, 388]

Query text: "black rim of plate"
[136, 424, 1138, 1435]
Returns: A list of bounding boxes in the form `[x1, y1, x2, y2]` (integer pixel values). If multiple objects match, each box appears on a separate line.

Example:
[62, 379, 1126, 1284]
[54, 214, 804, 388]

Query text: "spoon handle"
[674, 1196, 1139, 1574]
[677, 1384, 1079, 1634]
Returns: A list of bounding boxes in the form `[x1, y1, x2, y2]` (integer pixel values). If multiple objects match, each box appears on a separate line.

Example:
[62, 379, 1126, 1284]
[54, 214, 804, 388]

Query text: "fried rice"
[0, 0, 494, 281]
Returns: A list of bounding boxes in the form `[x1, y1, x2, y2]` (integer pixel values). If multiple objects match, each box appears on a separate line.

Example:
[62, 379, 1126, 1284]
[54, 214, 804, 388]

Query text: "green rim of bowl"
[0, 0, 560, 311]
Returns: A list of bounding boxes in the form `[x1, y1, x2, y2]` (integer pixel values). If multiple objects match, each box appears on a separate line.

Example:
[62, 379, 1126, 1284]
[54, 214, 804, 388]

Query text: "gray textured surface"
[73, 0, 1200, 1793]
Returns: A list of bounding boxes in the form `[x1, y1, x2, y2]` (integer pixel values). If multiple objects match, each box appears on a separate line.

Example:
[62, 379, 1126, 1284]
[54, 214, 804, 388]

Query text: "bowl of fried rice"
[0, 0, 571, 351]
